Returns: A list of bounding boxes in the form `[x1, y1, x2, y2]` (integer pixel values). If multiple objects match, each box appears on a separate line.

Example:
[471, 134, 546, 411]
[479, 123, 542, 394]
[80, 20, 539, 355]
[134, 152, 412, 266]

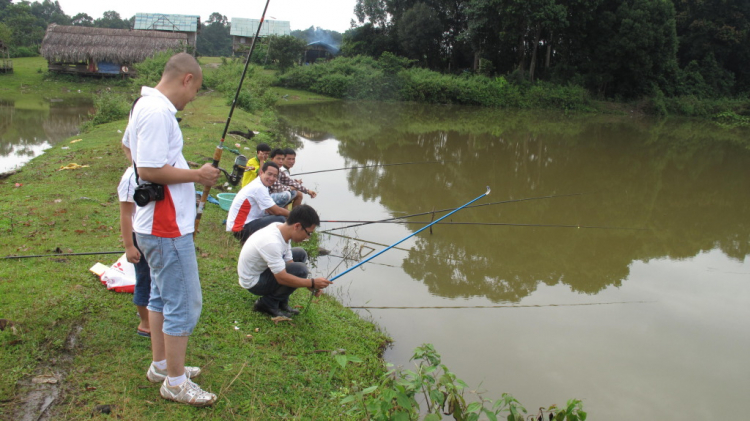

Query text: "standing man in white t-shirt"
[238, 204, 332, 317]
[226, 161, 289, 245]
[122, 53, 220, 407]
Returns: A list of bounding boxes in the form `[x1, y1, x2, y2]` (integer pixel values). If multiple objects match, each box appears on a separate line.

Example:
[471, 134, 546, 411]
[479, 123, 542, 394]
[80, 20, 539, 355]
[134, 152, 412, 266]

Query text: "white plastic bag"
[93, 254, 136, 293]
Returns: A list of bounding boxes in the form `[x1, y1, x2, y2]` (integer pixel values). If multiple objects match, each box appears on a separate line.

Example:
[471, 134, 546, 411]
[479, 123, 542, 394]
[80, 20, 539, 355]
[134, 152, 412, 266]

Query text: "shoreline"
[0, 61, 389, 419]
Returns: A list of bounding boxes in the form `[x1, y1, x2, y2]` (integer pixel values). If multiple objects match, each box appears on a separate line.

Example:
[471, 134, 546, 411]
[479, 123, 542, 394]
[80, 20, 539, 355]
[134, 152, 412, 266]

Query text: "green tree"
[266, 34, 306, 72]
[397, 3, 443, 69]
[94, 10, 129, 29]
[1, 2, 45, 50]
[71, 12, 93, 27]
[674, 0, 750, 94]
[197, 12, 231, 57]
[30, 0, 69, 25]
[582, 0, 679, 98]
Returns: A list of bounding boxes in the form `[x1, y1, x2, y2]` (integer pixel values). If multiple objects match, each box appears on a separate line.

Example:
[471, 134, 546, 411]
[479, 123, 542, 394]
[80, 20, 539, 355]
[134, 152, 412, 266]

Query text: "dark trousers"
[238, 215, 287, 245]
[248, 248, 308, 309]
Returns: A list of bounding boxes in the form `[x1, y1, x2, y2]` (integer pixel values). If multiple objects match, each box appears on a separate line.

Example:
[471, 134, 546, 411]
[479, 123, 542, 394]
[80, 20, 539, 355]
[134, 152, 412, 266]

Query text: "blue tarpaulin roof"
[134, 13, 200, 32]
[230, 18, 291, 37]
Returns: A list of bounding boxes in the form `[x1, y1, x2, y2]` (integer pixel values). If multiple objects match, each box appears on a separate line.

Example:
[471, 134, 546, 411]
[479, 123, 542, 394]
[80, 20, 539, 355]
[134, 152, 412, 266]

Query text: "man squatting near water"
[226, 161, 289, 244]
[238, 204, 332, 318]
[122, 52, 220, 407]
[268, 148, 317, 208]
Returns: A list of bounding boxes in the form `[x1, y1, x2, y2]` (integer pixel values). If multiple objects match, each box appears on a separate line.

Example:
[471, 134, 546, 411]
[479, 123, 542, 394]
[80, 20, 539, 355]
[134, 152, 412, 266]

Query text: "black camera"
[134, 183, 165, 207]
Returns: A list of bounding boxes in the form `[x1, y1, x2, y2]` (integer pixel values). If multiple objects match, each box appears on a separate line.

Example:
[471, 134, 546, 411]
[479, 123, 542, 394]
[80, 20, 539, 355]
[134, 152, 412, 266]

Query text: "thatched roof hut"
[41, 24, 187, 64]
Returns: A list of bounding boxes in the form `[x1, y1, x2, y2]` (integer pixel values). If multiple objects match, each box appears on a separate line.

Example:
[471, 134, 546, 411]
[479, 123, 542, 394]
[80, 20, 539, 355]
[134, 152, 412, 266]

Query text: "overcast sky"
[55, 0, 360, 33]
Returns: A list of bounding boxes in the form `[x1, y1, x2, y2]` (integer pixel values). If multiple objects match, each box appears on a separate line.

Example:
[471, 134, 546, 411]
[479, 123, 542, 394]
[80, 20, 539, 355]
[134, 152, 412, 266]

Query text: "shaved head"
[162, 52, 202, 81]
[156, 52, 203, 111]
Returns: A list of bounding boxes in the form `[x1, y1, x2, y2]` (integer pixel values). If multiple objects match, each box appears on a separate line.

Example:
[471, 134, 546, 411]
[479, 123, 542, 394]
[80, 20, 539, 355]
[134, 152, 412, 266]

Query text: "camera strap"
[128, 97, 143, 185]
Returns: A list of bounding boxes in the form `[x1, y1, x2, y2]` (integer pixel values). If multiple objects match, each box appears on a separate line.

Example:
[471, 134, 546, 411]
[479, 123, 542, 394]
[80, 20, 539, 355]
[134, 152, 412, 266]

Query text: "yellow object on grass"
[58, 163, 90, 170]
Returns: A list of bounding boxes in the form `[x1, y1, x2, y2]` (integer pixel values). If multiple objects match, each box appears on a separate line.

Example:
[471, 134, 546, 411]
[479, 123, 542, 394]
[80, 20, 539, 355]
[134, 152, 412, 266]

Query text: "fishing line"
[347, 301, 656, 309]
[329, 187, 491, 283]
[320, 191, 587, 233]
[291, 160, 453, 176]
[323, 220, 648, 231]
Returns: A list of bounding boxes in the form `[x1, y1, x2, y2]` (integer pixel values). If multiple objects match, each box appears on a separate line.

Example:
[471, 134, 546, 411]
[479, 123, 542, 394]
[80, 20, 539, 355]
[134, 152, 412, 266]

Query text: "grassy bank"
[0, 59, 387, 420]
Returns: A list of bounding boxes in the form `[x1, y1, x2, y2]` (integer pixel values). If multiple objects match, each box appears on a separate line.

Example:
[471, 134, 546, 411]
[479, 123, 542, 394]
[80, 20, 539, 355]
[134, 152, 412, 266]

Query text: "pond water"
[0, 96, 93, 174]
[277, 102, 750, 420]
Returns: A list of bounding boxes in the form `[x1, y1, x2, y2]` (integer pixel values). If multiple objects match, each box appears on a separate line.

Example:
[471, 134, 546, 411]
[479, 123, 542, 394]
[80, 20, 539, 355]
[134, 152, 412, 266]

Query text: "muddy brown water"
[0, 97, 92, 174]
[278, 102, 750, 420]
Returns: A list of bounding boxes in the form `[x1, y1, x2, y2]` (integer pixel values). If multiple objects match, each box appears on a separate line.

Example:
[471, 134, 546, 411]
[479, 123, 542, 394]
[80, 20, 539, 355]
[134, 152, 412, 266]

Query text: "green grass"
[0, 65, 386, 420]
[0, 57, 132, 102]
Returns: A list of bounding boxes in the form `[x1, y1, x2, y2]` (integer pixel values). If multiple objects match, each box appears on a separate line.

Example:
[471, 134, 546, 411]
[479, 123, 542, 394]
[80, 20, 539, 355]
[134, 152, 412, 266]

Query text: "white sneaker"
[160, 378, 217, 407]
[146, 364, 201, 383]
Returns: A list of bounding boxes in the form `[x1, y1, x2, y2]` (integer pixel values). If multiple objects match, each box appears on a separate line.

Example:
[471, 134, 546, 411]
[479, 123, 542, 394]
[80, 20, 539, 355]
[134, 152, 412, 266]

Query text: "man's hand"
[311, 277, 331, 289]
[196, 163, 221, 187]
[125, 245, 141, 264]
[308, 190, 317, 199]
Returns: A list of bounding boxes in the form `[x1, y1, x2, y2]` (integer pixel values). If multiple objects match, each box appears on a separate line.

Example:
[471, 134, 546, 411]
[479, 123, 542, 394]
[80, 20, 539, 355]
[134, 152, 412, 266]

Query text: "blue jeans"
[238, 215, 286, 245]
[248, 248, 308, 309]
[136, 233, 202, 337]
[131, 233, 152, 308]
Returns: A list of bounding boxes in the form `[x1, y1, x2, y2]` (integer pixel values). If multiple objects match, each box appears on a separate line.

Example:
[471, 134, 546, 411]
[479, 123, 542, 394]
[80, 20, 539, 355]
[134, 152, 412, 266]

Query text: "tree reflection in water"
[279, 102, 750, 302]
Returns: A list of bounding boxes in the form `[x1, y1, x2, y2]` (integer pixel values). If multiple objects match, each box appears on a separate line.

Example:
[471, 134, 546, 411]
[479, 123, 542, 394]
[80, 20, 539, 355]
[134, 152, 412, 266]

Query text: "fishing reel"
[219, 154, 248, 186]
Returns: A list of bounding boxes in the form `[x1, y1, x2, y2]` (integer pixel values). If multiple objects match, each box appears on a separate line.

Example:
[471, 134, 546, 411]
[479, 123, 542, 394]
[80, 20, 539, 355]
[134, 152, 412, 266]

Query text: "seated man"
[267, 148, 297, 208]
[238, 205, 332, 317]
[240, 143, 270, 188]
[273, 148, 317, 208]
[226, 162, 289, 245]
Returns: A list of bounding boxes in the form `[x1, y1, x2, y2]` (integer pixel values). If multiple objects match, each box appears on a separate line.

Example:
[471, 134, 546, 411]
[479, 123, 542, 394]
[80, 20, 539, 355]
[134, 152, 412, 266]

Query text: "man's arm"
[264, 204, 290, 217]
[138, 163, 219, 187]
[279, 172, 314, 196]
[119, 201, 140, 264]
[274, 270, 331, 289]
[122, 145, 132, 162]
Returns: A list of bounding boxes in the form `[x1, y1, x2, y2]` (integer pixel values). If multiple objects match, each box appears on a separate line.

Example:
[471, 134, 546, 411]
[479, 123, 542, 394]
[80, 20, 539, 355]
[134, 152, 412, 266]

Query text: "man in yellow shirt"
[241, 143, 270, 188]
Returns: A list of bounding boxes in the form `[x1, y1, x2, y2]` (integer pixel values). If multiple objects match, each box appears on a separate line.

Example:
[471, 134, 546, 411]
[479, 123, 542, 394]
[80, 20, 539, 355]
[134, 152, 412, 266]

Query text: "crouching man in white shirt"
[237, 205, 332, 317]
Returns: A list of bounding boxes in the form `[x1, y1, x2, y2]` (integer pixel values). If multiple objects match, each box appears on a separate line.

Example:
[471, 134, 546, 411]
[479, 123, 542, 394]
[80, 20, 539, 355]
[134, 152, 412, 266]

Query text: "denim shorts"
[135, 233, 202, 337]
[131, 233, 152, 308]
[270, 190, 296, 207]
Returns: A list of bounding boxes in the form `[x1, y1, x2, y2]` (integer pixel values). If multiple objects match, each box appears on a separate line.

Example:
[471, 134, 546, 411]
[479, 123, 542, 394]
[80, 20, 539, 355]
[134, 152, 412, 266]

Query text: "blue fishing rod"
[328, 186, 491, 283]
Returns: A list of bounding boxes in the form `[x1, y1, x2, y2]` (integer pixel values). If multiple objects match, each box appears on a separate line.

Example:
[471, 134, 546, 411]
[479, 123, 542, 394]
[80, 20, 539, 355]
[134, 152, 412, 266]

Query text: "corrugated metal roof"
[134, 13, 200, 32]
[230, 18, 291, 37]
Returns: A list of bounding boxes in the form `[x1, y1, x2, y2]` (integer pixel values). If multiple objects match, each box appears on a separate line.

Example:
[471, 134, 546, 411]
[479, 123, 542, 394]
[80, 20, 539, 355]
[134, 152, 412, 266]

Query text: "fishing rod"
[320, 191, 586, 233]
[194, 0, 271, 235]
[291, 160, 452, 176]
[347, 301, 655, 309]
[328, 187, 491, 283]
[3, 251, 124, 259]
[321, 220, 649, 231]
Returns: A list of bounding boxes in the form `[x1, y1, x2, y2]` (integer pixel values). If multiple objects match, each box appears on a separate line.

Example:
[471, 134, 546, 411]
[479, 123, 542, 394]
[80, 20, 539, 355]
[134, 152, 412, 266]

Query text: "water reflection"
[0, 97, 92, 173]
[278, 102, 750, 421]
[279, 102, 750, 302]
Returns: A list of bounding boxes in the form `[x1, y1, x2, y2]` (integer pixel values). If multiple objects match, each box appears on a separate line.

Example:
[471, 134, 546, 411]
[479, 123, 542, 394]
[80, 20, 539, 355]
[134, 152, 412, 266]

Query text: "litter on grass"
[89, 254, 135, 293]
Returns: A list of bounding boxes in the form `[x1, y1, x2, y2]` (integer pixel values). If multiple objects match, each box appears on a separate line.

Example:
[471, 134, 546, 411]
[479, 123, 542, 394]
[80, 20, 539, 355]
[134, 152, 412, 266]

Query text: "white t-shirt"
[225, 176, 276, 232]
[237, 223, 292, 289]
[117, 166, 137, 205]
[123, 86, 196, 238]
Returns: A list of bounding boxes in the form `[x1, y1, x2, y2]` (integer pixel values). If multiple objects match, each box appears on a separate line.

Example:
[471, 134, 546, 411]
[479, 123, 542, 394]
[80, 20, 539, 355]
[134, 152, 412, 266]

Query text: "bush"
[10, 46, 38, 58]
[132, 51, 176, 88]
[80, 93, 132, 132]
